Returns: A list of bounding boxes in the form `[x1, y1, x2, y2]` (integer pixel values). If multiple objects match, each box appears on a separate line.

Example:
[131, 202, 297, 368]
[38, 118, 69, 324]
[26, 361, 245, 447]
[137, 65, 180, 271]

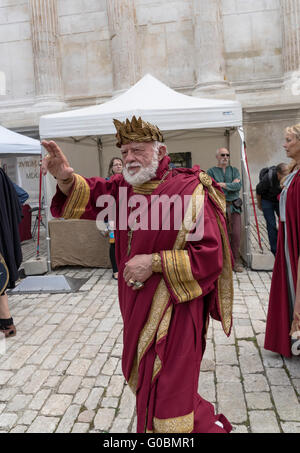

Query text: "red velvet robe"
[51, 156, 234, 433]
[264, 170, 300, 358]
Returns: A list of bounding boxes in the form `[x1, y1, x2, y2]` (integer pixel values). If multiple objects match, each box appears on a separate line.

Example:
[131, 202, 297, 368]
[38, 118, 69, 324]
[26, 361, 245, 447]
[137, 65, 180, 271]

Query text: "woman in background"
[264, 124, 300, 357]
[106, 157, 123, 280]
[0, 168, 22, 337]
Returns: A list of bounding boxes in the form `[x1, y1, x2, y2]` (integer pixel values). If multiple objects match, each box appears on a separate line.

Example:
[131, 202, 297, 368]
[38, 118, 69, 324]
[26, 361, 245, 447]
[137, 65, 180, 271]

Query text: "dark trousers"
[109, 242, 118, 273]
[226, 205, 241, 262]
[261, 199, 279, 256]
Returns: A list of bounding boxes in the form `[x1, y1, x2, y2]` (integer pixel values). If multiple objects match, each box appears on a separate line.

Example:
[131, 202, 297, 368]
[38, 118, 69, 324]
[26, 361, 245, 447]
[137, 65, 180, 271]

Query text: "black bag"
[259, 166, 276, 186]
[232, 197, 243, 209]
[0, 254, 9, 296]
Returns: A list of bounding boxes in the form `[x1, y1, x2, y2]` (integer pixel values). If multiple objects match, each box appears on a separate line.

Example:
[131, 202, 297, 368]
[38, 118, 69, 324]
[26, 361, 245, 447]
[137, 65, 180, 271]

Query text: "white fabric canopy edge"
[39, 74, 243, 139]
[0, 125, 41, 156]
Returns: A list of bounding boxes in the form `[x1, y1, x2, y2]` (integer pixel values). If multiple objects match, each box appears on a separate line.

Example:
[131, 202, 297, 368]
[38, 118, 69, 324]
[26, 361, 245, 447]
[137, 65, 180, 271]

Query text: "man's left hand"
[123, 254, 153, 289]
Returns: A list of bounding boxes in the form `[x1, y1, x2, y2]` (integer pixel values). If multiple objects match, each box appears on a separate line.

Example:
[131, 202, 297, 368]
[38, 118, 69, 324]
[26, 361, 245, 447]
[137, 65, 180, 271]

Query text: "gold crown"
[113, 116, 164, 148]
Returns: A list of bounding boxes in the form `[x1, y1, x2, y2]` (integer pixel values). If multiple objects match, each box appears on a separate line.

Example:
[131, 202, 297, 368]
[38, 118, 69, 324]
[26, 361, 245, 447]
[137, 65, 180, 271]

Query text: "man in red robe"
[42, 116, 234, 433]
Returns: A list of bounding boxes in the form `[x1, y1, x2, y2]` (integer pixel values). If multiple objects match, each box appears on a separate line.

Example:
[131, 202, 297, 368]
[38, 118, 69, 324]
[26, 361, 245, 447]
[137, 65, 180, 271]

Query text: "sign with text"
[1, 156, 40, 207]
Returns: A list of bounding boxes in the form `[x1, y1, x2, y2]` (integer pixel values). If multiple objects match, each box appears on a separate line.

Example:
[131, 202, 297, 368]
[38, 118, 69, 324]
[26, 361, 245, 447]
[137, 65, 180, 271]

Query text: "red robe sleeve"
[50, 173, 123, 220]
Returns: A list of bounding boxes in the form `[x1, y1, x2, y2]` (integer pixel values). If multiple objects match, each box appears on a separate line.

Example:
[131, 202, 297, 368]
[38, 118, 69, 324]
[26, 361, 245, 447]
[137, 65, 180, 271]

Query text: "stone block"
[41, 394, 73, 416]
[23, 257, 48, 276]
[27, 416, 59, 433]
[249, 410, 280, 433]
[250, 253, 274, 271]
[94, 408, 115, 431]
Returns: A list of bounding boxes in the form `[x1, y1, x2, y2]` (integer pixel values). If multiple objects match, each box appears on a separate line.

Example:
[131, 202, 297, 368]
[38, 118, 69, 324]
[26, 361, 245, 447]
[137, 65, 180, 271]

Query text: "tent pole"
[238, 127, 251, 268]
[97, 137, 104, 177]
[41, 145, 51, 272]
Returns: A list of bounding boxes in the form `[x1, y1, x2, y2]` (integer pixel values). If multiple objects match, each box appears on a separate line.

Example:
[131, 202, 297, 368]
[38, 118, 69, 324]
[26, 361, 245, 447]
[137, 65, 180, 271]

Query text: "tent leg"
[238, 127, 251, 269]
[41, 147, 52, 273]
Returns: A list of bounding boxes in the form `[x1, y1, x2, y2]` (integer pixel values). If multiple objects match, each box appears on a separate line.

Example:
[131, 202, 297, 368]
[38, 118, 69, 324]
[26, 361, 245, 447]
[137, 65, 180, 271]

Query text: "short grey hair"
[216, 147, 229, 157]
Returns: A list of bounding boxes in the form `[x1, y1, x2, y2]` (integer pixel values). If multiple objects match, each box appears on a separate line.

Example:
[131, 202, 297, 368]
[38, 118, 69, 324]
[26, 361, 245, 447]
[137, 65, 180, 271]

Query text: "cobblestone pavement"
[0, 236, 299, 433]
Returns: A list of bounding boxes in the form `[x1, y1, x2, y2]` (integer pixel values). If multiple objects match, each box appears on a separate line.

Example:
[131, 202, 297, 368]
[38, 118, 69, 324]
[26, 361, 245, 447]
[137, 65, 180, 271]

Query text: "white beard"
[123, 151, 159, 185]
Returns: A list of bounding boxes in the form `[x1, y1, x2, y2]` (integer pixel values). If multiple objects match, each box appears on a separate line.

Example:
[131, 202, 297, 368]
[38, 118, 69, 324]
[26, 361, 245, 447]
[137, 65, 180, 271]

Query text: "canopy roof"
[39, 74, 243, 139]
[0, 125, 41, 156]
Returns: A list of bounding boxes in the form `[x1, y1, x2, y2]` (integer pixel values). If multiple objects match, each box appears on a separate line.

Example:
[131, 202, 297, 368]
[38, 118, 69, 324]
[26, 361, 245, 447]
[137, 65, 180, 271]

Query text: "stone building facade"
[0, 0, 300, 181]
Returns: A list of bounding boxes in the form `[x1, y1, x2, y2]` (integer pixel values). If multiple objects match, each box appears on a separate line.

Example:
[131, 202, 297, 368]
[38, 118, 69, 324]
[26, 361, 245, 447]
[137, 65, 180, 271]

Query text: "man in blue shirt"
[207, 148, 243, 272]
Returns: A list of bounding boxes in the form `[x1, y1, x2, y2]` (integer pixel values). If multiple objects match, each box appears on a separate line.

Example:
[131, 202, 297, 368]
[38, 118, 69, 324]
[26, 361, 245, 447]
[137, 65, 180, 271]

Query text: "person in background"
[207, 148, 243, 272]
[106, 157, 123, 280]
[13, 182, 29, 206]
[256, 163, 289, 256]
[264, 124, 300, 357]
[0, 168, 22, 337]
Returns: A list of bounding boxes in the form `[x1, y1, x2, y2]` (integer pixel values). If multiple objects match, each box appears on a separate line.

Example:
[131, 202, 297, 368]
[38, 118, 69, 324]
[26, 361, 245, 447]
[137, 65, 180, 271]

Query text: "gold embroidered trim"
[161, 183, 205, 303]
[133, 180, 161, 194]
[152, 253, 162, 273]
[152, 355, 162, 383]
[128, 355, 139, 394]
[162, 250, 202, 303]
[151, 305, 173, 384]
[62, 174, 90, 219]
[157, 305, 173, 343]
[128, 279, 170, 393]
[200, 171, 226, 215]
[215, 213, 233, 336]
[0, 253, 9, 296]
[199, 172, 212, 188]
[152, 411, 194, 433]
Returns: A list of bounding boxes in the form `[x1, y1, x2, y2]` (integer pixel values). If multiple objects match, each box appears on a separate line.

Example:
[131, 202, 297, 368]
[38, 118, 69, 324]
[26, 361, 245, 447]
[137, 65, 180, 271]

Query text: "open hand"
[41, 140, 74, 179]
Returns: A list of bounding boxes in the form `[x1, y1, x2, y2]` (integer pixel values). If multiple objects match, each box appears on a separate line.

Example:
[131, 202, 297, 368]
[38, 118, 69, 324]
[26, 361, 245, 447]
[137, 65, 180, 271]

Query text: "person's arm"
[207, 168, 227, 190]
[224, 167, 241, 192]
[56, 176, 75, 196]
[256, 193, 262, 211]
[42, 140, 119, 220]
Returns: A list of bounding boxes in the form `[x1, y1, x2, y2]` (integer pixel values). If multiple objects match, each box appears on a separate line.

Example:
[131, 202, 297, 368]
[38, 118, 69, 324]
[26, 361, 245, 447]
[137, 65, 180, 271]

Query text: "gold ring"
[134, 281, 144, 289]
[129, 279, 135, 286]
[45, 154, 51, 159]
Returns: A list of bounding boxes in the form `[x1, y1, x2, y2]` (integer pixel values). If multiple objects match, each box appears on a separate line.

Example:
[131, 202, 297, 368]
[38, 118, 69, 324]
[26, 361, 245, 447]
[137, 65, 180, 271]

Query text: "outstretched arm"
[41, 140, 74, 196]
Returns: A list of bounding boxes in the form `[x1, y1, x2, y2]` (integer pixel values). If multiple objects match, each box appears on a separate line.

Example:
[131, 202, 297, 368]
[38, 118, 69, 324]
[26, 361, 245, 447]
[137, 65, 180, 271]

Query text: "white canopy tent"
[39, 74, 253, 268]
[0, 125, 41, 156]
[40, 74, 242, 137]
[0, 125, 41, 206]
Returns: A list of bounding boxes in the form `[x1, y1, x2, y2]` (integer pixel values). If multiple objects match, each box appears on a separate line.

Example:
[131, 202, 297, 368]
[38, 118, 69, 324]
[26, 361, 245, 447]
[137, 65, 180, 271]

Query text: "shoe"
[112, 272, 118, 280]
[233, 263, 244, 273]
[0, 321, 16, 338]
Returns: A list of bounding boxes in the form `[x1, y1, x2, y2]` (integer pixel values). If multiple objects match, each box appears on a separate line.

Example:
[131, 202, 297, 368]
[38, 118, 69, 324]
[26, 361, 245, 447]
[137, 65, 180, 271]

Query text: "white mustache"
[126, 163, 142, 174]
[126, 163, 142, 169]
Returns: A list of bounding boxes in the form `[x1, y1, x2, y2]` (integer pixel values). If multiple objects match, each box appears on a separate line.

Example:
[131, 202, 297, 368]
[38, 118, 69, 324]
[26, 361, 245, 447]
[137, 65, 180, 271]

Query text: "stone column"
[29, 0, 65, 108]
[106, 0, 140, 93]
[192, 0, 234, 98]
[281, 0, 300, 95]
